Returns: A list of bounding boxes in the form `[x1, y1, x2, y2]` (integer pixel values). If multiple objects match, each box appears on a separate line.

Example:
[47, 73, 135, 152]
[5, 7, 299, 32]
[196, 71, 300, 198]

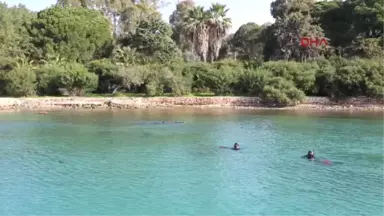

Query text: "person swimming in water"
[233, 143, 240, 150]
[302, 151, 315, 160]
[301, 151, 337, 165]
[219, 143, 240, 150]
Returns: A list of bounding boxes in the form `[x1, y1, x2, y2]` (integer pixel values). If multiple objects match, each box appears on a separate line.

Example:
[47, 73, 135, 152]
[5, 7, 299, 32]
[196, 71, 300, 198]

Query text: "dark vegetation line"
[0, 0, 382, 107]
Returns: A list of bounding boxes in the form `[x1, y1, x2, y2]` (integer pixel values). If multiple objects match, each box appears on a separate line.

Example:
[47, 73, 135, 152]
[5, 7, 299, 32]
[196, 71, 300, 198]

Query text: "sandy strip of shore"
[0, 96, 382, 112]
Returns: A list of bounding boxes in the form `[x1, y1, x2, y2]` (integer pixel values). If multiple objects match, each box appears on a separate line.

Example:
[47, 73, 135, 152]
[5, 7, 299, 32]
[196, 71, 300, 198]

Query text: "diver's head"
[234, 143, 239, 149]
[307, 151, 314, 158]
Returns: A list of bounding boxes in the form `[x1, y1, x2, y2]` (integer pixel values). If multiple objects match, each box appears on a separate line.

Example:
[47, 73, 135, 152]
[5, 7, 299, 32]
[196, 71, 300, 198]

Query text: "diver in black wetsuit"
[220, 143, 240, 150]
[233, 143, 240, 150]
[302, 151, 315, 160]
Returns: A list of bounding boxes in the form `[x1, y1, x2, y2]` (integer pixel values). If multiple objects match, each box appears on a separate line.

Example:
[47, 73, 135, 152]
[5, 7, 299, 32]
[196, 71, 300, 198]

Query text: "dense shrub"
[88, 59, 119, 93]
[165, 63, 192, 96]
[312, 58, 336, 97]
[261, 61, 317, 93]
[183, 62, 240, 95]
[212, 58, 244, 70]
[54, 63, 98, 96]
[358, 58, 384, 98]
[205, 67, 239, 95]
[2, 66, 36, 97]
[333, 65, 365, 97]
[237, 68, 272, 96]
[35, 63, 65, 95]
[261, 77, 305, 106]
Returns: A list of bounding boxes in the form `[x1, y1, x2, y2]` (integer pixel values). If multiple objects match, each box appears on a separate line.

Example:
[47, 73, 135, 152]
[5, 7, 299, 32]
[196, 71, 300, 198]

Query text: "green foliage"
[312, 57, 336, 96]
[119, 13, 182, 64]
[237, 68, 272, 96]
[142, 65, 180, 96]
[212, 58, 244, 70]
[0, 3, 35, 59]
[35, 63, 65, 95]
[332, 58, 384, 98]
[163, 63, 192, 96]
[360, 59, 384, 98]
[1, 66, 37, 97]
[28, 6, 112, 63]
[261, 61, 317, 93]
[88, 59, 119, 93]
[0, 1, 381, 107]
[262, 77, 306, 106]
[333, 64, 365, 97]
[52, 63, 98, 96]
[230, 22, 265, 61]
[36, 59, 99, 96]
[183, 62, 239, 95]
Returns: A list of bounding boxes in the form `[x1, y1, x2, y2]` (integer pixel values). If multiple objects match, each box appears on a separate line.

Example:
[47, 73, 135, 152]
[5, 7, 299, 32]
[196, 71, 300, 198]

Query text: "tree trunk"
[208, 27, 224, 62]
[194, 26, 209, 62]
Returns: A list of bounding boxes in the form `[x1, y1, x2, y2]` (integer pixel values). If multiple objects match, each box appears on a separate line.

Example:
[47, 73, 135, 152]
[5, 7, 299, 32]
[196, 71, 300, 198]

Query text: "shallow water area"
[0, 108, 383, 215]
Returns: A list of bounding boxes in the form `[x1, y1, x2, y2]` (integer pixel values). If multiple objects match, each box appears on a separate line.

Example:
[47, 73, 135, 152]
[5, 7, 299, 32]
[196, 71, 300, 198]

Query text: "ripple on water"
[0, 111, 382, 215]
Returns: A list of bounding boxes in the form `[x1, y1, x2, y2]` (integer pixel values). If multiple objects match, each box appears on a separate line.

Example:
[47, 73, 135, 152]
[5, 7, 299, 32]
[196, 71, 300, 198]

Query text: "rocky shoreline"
[0, 96, 383, 112]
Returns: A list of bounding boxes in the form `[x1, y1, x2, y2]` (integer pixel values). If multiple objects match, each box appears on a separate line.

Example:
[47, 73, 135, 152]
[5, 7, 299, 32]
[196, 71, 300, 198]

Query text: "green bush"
[333, 64, 365, 98]
[261, 61, 317, 92]
[2, 66, 36, 97]
[166, 63, 192, 96]
[212, 58, 244, 70]
[0, 56, 17, 95]
[183, 62, 239, 95]
[261, 77, 305, 106]
[358, 58, 384, 98]
[313, 58, 336, 97]
[182, 62, 215, 93]
[204, 66, 239, 95]
[54, 63, 98, 96]
[35, 63, 65, 96]
[144, 65, 168, 96]
[139, 64, 191, 96]
[237, 68, 272, 96]
[88, 59, 119, 93]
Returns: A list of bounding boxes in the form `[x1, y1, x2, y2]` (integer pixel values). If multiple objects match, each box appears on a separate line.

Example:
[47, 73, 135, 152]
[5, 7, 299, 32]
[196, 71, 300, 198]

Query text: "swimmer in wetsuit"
[233, 143, 240, 150]
[301, 151, 338, 165]
[219, 143, 240, 150]
[302, 151, 315, 160]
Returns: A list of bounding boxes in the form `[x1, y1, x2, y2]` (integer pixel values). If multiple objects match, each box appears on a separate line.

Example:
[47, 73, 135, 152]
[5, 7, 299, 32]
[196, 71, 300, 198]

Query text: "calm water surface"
[0, 109, 383, 215]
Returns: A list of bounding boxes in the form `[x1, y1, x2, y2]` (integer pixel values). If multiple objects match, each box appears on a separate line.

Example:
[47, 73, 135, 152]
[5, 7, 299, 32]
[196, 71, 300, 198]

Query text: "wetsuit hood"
[307, 151, 314, 159]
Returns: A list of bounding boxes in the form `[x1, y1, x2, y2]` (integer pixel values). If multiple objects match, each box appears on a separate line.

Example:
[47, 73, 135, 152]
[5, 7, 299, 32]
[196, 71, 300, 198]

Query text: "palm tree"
[182, 6, 209, 62]
[206, 3, 231, 62]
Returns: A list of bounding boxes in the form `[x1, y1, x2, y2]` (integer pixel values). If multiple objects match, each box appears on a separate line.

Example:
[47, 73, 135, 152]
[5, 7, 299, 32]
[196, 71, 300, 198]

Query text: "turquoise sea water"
[0, 109, 383, 215]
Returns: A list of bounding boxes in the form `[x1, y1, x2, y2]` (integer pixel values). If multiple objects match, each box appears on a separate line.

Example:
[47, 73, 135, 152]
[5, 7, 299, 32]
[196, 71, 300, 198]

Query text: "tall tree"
[119, 0, 159, 36]
[169, 0, 195, 51]
[182, 6, 210, 62]
[56, 0, 136, 37]
[27, 7, 113, 63]
[175, 2, 232, 62]
[312, 0, 383, 57]
[270, 0, 326, 61]
[118, 12, 182, 63]
[206, 3, 232, 62]
[231, 22, 264, 60]
[0, 3, 35, 59]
